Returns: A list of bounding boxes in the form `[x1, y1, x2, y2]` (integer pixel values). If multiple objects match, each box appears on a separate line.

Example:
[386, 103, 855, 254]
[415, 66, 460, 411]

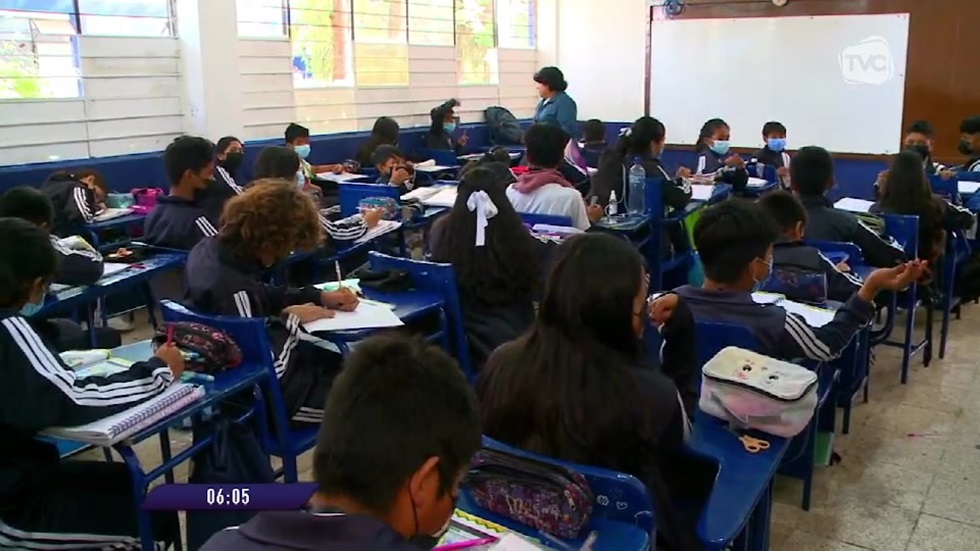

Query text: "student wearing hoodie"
[580, 118, 607, 168]
[201, 335, 481, 551]
[692, 118, 748, 193]
[142, 136, 220, 251]
[753, 121, 792, 187]
[197, 136, 246, 220]
[425, 99, 468, 154]
[957, 115, 980, 173]
[506, 124, 603, 231]
[40, 168, 108, 238]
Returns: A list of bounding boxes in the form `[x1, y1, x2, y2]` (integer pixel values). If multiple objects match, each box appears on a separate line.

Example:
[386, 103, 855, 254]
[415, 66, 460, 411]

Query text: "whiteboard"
[649, 14, 910, 154]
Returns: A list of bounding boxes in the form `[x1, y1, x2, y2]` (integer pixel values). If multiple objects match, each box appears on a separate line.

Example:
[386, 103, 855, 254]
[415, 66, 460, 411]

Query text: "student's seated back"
[143, 136, 220, 251]
[580, 118, 607, 168]
[201, 335, 481, 551]
[759, 190, 862, 303]
[505, 124, 601, 231]
[429, 167, 553, 370]
[670, 200, 925, 363]
[196, 135, 246, 221]
[40, 168, 108, 238]
[356, 116, 400, 167]
[790, 145, 905, 268]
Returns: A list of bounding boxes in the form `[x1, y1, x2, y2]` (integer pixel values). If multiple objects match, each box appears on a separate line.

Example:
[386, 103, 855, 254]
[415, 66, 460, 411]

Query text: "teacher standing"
[533, 66, 578, 137]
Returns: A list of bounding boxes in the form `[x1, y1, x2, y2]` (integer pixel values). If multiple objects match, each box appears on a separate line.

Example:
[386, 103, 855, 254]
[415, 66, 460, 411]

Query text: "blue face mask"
[294, 144, 311, 159]
[19, 298, 43, 317]
[750, 257, 773, 293]
[443, 122, 456, 133]
[767, 138, 787, 152]
[709, 140, 730, 156]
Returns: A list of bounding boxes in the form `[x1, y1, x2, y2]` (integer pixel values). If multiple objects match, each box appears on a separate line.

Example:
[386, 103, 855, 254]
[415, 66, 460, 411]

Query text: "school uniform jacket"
[201, 511, 422, 551]
[196, 167, 244, 221]
[40, 175, 98, 238]
[753, 146, 792, 170]
[51, 235, 104, 287]
[772, 238, 863, 303]
[0, 310, 173, 505]
[318, 211, 368, 242]
[870, 196, 975, 260]
[672, 284, 875, 363]
[798, 194, 906, 268]
[183, 237, 321, 381]
[143, 195, 220, 251]
[694, 149, 749, 193]
[960, 156, 980, 173]
[424, 131, 464, 155]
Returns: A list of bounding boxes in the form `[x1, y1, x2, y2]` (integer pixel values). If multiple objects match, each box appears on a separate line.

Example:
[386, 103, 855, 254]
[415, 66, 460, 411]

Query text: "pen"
[436, 537, 498, 550]
[334, 261, 344, 290]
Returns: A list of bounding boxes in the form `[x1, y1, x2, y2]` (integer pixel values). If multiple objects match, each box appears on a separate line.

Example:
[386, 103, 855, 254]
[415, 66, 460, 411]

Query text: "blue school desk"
[85, 213, 148, 251]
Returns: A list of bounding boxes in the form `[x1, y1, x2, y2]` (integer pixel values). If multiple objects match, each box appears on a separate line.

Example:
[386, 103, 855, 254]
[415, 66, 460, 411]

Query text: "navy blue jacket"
[196, 167, 244, 221]
[51, 235, 104, 287]
[753, 146, 791, 170]
[798, 195, 906, 268]
[772, 238, 863, 303]
[143, 195, 219, 251]
[201, 511, 420, 551]
[41, 175, 98, 239]
[672, 284, 875, 362]
[694, 149, 748, 193]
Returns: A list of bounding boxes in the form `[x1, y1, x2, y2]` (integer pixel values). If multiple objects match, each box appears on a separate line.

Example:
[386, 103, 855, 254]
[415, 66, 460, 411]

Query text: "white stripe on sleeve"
[194, 216, 219, 237]
[818, 252, 864, 286]
[72, 187, 94, 222]
[782, 312, 836, 361]
[696, 155, 707, 175]
[233, 290, 253, 318]
[274, 313, 301, 378]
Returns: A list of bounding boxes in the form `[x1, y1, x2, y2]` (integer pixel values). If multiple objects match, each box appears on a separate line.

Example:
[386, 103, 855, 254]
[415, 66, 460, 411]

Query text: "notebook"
[691, 184, 715, 201]
[420, 187, 459, 208]
[93, 208, 133, 222]
[101, 262, 130, 278]
[42, 383, 205, 445]
[530, 224, 584, 235]
[752, 292, 836, 327]
[747, 176, 769, 188]
[415, 164, 456, 173]
[959, 181, 980, 195]
[303, 301, 405, 332]
[355, 220, 402, 244]
[316, 171, 366, 183]
[833, 197, 875, 213]
[436, 510, 546, 551]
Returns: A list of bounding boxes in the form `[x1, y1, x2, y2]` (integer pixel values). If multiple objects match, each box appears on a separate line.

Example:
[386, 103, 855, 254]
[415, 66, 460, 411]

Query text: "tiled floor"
[78, 306, 980, 550]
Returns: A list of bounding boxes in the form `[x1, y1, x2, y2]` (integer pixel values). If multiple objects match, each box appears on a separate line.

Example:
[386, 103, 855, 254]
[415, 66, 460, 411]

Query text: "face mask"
[958, 139, 974, 156]
[709, 140, 730, 155]
[222, 152, 244, 172]
[904, 144, 930, 163]
[19, 298, 43, 317]
[295, 144, 311, 159]
[442, 122, 456, 133]
[751, 257, 773, 293]
[767, 138, 787, 152]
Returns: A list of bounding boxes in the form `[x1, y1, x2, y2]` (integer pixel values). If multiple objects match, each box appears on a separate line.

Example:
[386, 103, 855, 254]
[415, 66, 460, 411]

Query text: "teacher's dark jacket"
[534, 91, 578, 137]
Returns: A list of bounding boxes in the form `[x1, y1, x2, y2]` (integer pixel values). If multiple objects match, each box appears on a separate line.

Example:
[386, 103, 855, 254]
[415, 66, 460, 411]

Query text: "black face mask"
[959, 139, 975, 156]
[904, 144, 930, 163]
[221, 152, 245, 173]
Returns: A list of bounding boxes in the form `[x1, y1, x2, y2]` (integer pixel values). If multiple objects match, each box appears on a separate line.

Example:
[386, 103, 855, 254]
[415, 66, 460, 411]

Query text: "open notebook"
[42, 383, 205, 446]
[691, 184, 715, 201]
[303, 300, 405, 332]
[746, 176, 769, 188]
[833, 197, 875, 213]
[402, 185, 458, 208]
[93, 208, 133, 222]
[752, 292, 836, 327]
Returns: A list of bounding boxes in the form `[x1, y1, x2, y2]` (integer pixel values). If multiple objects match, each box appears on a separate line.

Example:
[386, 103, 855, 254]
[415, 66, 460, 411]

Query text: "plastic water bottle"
[607, 190, 619, 217]
[296, 169, 306, 188]
[628, 157, 646, 214]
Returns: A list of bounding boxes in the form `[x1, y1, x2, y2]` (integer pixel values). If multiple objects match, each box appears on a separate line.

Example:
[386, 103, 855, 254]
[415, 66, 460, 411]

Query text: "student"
[532, 66, 578, 137]
[957, 115, 980, 172]
[143, 136, 220, 251]
[0, 217, 182, 550]
[759, 190, 862, 303]
[425, 98, 468, 154]
[183, 181, 359, 425]
[505, 124, 603, 231]
[40, 168, 109, 238]
[592, 116, 693, 257]
[873, 151, 974, 265]
[693, 118, 745, 174]
[252, 146, 379, 242]
[477, 233, 701, 551]
[285, 123, 345, 182]
[356, 116, 400, 167]
[201, 335, 481, 551]
[902, 120, 953, 176]
[197, 136, 246, 221]
[458, 146, 517, 186]
[670, 199, 926, 362]
[580, 118, 607, 168]
[791, 145, 906, 268]
[373, 145, 416, 195]
[430, 167, 553, 370]
[754, 121, 791, 186]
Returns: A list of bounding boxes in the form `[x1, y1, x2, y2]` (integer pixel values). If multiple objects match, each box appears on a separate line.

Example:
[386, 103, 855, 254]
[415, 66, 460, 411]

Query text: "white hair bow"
[466, 190, 498, 247]
[619, 127, 632, 137]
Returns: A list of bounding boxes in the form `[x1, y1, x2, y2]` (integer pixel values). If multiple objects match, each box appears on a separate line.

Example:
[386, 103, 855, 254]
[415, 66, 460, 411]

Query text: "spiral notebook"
[43, 383, 205, 445]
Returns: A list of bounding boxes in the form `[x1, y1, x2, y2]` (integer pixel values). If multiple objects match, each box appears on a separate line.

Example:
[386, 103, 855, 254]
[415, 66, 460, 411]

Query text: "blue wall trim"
[0, 120, 883, 201]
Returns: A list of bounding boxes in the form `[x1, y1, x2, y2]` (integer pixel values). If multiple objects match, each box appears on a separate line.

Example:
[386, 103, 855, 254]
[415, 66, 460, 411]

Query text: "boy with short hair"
[790, 146, 906, 268]
[958, 115, 980, 173]
[580, 118, 606, 168]
[285, 123, 345, 181]
[754, 121, 791, 186]
[201, 335, 481, 550]
[669, 199, 925, 362]
[759, 190, 863, 302]
[143, 136, 220, 250]
[373, 145, 417, 195]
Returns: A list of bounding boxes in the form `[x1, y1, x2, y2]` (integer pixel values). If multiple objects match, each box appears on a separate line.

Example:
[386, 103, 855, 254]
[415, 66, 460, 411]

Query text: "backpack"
[152, 322, 243, 374]
[485, 106, 523, 146]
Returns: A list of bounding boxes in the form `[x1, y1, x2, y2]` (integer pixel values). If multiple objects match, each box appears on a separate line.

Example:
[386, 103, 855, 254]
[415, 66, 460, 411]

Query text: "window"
[237, 0, 287, 38]
[353, 0, 407, 86]
[0, 8, 79, 99]
[455, 0, 496, 85]
[496, 0, 533, 49]
[289, 0, 353, 87]
[407, 0, 452, 46]
[77, 0, 173, 36]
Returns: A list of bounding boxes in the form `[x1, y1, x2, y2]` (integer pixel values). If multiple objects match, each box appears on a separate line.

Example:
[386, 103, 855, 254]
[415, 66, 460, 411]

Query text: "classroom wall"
[664, 0, 980, 161]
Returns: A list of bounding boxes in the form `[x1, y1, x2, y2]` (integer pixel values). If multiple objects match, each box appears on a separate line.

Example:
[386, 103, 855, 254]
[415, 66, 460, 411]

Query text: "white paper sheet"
[421, 187, 459, 208]
[530, 224, 584, 235]
[751, 292, 785, 305]
[401, 186, 444, 202]
[93, 208, 133, 222]
[303, 301, 405, 332]
[101, 263, 130, 277]
[414, 164, 456, 173]
[833, 197, 875, 213]
[778, 299, 836, 327]
[355, 220, 402, 244]
[691, 184, 714, 201]
[958, 181, 980, 195]
[316, 171, 366, 182]
[747, 177, 769, 188]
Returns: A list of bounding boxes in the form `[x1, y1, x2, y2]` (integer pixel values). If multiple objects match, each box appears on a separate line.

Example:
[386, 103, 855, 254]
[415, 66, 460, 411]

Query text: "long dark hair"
[591, 116, 666, 204]
[617, 116, 666, 159]
[477, 233, 652, 466]
[0, 217, 58, 308]
[430, 168, 539, 306]
[879, 150, 943, 254]
[357, 117, 400, 164]
[253, 146, 300, 180]
[694, 118, 728, 152]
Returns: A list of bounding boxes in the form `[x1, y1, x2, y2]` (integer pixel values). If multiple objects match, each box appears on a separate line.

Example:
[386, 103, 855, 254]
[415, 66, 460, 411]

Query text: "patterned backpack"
[465, 448, 594, 539]
[152, 322, 243, 374]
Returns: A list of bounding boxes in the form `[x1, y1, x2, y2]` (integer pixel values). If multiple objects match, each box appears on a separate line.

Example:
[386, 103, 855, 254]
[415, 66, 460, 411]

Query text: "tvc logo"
[839, 36, 894, 85]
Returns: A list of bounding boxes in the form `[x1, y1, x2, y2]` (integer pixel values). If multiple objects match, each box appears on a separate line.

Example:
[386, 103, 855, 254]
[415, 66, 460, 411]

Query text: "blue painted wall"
[0, 120, 884, 201]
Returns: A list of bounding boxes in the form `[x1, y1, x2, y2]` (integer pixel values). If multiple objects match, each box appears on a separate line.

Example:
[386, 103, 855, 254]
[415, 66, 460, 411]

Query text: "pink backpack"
[132, 187, 164, 209]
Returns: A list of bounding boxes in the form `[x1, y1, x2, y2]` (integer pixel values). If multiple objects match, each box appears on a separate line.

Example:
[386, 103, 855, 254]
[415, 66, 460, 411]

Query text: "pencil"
[334, 261, 343, 290]
[435, 537, 497, 550]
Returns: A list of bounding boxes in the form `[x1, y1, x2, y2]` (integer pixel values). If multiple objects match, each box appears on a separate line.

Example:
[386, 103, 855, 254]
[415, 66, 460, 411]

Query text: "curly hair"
[219, 179, 323, 263]
[429, 167, 541, 307]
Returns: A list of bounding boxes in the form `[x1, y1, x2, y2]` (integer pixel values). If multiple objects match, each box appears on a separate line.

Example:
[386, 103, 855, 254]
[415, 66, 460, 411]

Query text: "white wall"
[552, 0, 647, 122]
[0, 0, 541, 166]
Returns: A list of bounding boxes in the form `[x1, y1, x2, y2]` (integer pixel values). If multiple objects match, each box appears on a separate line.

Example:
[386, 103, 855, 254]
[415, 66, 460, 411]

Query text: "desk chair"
[337, 181, 400, 217]
[159, 300, 314, 482]
[939, 229, 972, 358]
[694, 322, 836, 511]
[518, 212, 574, 227]
[881, 214, 932, 383]
[367, 252, 473, 380]
[929, 174, 961, 205]
[646, 177, 694, 291]
[457, 436, 653, 551]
